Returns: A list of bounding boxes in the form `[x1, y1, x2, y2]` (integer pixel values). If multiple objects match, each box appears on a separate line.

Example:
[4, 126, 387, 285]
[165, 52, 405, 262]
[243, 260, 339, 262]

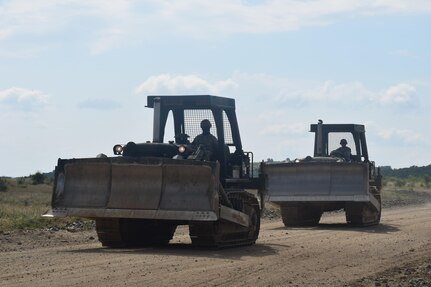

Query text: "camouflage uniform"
[331, 139, 351, 161]
[192, 119, 218, 161]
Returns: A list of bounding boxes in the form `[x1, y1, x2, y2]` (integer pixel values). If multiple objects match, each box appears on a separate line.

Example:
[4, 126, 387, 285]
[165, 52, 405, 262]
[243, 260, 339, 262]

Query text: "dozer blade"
[262, 162, 375, 205]
[45, 157, 221, 222]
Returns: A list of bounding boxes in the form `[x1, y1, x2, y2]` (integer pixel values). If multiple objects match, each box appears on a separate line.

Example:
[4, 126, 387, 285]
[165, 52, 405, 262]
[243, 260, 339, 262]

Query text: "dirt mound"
[347, 256, 431, 287]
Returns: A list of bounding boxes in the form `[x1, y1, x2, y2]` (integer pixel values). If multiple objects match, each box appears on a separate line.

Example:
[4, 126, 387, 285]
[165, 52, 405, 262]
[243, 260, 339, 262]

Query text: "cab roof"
[146, 95, 235, 110]
[310, 124, 365, 133]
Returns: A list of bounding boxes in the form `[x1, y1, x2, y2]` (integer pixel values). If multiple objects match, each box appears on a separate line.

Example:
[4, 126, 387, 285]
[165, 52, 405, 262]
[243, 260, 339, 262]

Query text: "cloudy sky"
[1, 0, 430, 177]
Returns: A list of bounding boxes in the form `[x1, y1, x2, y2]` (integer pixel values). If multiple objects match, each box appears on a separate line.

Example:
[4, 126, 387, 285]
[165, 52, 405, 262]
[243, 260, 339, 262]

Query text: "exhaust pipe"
[316, 119, 323, 156]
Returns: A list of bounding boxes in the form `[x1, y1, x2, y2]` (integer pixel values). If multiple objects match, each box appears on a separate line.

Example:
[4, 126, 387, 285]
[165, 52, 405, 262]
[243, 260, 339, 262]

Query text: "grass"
[381, 178, 431, 206]
[0, 176, 430, 232]
[0, 178, 93, 232]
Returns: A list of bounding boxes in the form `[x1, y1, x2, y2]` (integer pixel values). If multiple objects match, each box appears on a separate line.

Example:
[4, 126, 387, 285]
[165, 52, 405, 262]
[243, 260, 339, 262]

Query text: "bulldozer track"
[280, 203, 323, 227]
[189, 191, 260, 248]
[96, 218, 177, 247]
[346, 194, 382, 227]
[95, 191, 261, 249]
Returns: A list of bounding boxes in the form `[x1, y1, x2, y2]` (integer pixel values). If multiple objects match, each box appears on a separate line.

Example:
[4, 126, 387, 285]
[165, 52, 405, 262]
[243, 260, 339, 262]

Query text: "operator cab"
[116, 95, 254, 182]
[311, 121, 369, 163]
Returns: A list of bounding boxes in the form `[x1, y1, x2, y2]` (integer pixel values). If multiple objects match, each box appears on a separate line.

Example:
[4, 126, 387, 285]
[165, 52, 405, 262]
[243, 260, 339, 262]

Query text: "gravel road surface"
[1, 204, 430, 287]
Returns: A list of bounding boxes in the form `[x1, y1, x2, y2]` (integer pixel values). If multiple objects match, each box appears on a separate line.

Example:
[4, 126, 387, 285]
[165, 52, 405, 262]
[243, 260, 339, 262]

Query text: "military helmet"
[200, 119, 212, 130]
[340, 139, 348, 145]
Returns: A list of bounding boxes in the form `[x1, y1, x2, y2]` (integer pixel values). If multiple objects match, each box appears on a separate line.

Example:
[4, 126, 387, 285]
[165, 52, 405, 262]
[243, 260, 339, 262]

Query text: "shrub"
[0, 177, 7, 192]
[16, 177, 26, 185]
[395, 178, 406, 188]
[424, 175, 431, 188]
[30, 172, 45, 185]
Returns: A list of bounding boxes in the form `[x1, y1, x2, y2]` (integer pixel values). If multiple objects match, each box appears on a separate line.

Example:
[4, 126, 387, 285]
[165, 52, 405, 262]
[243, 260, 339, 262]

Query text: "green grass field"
[0, 178, 93, 232]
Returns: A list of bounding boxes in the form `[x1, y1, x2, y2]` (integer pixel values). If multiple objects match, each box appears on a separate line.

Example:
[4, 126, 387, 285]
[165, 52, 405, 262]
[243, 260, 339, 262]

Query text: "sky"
[1, 0, 431, 177]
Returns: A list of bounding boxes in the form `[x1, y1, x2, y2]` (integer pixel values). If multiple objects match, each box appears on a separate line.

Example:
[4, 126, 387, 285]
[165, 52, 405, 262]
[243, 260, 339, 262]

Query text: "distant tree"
[31, 172, 45, 185]
[424, 175, 431, 188]
[0, 177, 7, 192]
[380, 164, 431, 178]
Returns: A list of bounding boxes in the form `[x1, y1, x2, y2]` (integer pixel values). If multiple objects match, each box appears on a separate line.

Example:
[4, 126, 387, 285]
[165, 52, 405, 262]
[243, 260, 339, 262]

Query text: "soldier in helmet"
[192, 119, 218, 161]
[330, 138, 351, 161]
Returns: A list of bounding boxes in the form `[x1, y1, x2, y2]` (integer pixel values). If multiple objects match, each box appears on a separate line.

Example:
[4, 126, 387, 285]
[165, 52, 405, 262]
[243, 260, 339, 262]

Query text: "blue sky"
[1, 0, 430, 177]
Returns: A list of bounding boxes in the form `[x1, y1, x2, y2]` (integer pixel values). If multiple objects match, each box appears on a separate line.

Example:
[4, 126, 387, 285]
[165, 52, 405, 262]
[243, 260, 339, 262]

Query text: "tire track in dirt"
[1, 204, 430, 287]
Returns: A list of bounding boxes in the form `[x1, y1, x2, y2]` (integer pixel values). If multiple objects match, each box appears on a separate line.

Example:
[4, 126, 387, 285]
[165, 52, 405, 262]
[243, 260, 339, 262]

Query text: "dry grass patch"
[0, 178, 92, 232]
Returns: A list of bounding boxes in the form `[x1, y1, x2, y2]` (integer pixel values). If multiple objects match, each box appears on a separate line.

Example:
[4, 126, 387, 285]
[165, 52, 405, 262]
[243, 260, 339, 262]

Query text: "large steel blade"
[263, 162, 370, 202]
[47, 158, 220, 221]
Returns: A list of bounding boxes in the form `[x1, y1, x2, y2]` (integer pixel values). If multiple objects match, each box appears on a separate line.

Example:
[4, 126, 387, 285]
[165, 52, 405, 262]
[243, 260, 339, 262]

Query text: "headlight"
[178, 145, 186, 154]
[113, 144, 123, 155]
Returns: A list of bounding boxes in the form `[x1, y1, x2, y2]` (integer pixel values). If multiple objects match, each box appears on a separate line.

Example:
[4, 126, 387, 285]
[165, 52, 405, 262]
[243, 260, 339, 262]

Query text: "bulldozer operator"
[192, 119, 218, 161]
[330, 139, 351, 162]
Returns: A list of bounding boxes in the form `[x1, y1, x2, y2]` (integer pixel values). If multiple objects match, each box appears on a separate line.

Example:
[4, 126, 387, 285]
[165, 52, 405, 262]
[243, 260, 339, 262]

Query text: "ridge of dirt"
[346, 255, 431, 287]
[0, 229, 97, 253]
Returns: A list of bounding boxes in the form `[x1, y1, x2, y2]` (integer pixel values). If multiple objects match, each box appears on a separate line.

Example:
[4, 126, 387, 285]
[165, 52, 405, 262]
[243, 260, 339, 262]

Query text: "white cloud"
[1, 0, 431, 54]
[135, 73, 421, 111]
[0, 0, 137, 54]
[0, 45, 48, 58]
[90, 28, 128, 55]
[0, 0, 134, 35]
[286, 80, 374, 102]
[380, 83, 416, 104]
[0, 87, 48, 110]
[259, 122, 308, 136]
[376, 127, 424, 144]
[390, 49, 417, 59]
[77, 99, 121, 110]
[148, 0, 431, 35]
[230, 73, 418, 108]
[0, 28, 13, 40]
[134, 74, 238, 95]
[293, 81, 417, 107]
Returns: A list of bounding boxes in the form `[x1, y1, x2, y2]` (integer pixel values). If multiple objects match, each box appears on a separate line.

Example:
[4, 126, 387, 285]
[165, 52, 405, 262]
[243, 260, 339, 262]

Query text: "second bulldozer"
[262, 120, 382, 227]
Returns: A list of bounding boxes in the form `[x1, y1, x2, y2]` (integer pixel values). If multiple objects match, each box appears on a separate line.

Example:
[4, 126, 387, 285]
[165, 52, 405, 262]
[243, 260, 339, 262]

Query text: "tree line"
[380, 165, 431, 178]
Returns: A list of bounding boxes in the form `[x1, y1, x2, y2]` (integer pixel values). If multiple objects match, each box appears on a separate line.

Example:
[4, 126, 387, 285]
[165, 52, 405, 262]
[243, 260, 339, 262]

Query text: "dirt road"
[1, 204, 430, 287]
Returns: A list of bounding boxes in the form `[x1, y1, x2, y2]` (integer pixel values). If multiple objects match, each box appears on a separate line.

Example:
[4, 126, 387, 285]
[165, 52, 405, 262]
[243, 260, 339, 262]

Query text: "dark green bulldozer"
[263, 120, 382, 227]
[44, 95, 263, 248]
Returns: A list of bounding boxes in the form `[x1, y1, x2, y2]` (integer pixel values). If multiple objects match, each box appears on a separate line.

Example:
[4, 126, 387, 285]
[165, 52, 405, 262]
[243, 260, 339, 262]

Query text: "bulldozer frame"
[263, 120, 382, 227]
[45, 95, 263, 248]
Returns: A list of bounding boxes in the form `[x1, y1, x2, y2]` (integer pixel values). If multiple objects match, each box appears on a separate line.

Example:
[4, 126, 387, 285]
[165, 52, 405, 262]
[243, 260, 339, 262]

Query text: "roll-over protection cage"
[147, 95, 244, 181]
[311, 123, 369, 163]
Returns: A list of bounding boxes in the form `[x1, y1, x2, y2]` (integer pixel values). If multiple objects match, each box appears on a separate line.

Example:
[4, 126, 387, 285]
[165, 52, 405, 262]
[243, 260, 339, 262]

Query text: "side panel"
[263, 162, 370, 202]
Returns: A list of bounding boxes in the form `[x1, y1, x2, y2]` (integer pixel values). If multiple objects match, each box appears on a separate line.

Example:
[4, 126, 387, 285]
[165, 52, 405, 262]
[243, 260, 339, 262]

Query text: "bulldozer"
[44, 95, 262, 247]
[262, 120, 382, 227]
